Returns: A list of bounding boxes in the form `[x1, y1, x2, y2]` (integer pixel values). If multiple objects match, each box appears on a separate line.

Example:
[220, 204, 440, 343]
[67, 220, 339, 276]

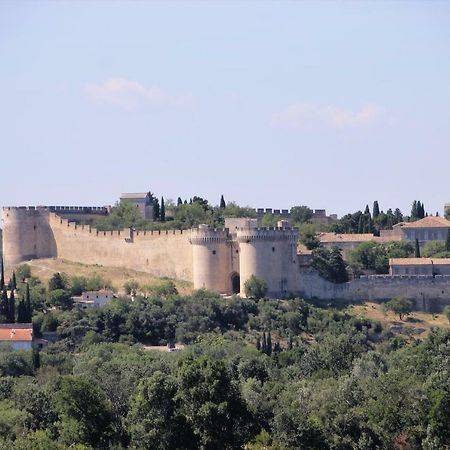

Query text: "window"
[272, 247, 275, 252]
[212, 250, 216, 255]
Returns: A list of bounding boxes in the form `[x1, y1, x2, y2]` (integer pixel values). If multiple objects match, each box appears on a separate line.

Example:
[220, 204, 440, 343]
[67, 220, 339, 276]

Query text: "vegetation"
[0, 270, 449, 448]
[348, 241, 414, 276]
[0, 264, 449, 449]
[311, 247, 349, 283]
[384, 297, 414, 321]
[244, 275, 268, 299]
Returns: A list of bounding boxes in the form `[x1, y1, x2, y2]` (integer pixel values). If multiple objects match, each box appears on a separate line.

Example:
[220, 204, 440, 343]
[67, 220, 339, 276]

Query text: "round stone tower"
[190, 225, 231, 293]
[236, 226, 299, 297]
[2, 207, 56, 268]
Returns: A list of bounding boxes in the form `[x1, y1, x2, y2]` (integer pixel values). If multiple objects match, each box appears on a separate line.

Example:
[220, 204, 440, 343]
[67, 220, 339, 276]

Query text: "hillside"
[19, 258, 193, 295]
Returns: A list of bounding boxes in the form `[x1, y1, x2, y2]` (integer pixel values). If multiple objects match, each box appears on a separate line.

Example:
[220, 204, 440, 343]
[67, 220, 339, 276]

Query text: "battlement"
[236, 227, 298, 243]
[189, 226, 230, 245]
[3, 205, 108, 214]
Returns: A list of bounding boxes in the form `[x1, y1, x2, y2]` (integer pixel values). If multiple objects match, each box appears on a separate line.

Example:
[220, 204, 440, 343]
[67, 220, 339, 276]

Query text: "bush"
[244, 276, 268, 299]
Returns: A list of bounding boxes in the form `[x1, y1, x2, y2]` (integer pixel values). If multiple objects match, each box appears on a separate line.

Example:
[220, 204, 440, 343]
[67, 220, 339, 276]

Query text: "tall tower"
[236, 226, 299, 297]
[190, 225, 232, 293]
[2, 207, 56, 268]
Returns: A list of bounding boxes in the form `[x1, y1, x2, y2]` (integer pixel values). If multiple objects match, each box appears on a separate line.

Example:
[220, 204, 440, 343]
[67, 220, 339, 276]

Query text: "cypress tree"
[8, 289, 15, 323]
[0, 290, 8, 323]
[446, 230, 450, 252]
[364, 205, 370, 216]
[220, 195, 226, 209]
[357, 215, 364, 234]
[262, 332, 267, 353]
[0, 257, 4, 291]
[267, 331, 272, 356]
[153, 198, 160, 221]
[25, 282, 32, 322]
[17, 297, 27, 323]
[415, 238, 421, 258]
[373, 201, 380, 219]
[256, 339, 261, 351]
[394, 208, 403, 224]
[32, 347, 40, 371]
[12, 272, 17, 291]
[160, 197, 166, 222]
[411, 201, 417, 220]
[419, 202, 425, 219]
[288, 335, 293, 351]
[177, 197, 183, 206]
[365, 216, 372, 234]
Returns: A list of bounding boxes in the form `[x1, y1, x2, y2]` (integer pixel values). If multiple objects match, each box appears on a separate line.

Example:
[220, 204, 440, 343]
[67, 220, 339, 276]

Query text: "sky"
[1, 1, 450, 218]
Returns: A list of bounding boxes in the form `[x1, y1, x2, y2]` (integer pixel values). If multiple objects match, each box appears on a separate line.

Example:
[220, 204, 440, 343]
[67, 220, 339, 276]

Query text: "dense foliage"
[1, 268, 449, 449]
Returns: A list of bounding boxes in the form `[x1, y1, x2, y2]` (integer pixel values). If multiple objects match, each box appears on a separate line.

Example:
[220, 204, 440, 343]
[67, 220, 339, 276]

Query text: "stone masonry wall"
[48, 213, 193, 281]
[298, 269, 450, 311]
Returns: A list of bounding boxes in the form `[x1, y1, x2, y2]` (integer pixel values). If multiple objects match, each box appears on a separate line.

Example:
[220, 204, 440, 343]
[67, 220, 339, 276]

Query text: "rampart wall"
[298, 270, 450, 311]
[48, 213, 193, 281]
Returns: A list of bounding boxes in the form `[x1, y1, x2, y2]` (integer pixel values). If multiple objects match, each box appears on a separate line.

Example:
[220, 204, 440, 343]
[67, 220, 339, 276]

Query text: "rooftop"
[400, 216, 450, 229]
[120, 193, 149, 200]
[0, 325, 33, 342]
[318, 232, 383, 243]
[390, 258, 450, 266]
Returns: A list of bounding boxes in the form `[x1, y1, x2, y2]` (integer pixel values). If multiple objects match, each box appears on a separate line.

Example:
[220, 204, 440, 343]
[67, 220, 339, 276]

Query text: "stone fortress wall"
[2, 206, 450, 308]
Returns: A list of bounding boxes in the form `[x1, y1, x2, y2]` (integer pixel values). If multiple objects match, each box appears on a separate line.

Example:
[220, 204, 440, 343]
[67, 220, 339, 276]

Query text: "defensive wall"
[299, 270, 450, 311]
[3, 206, 450, 308]
[2, 207, 193, 281]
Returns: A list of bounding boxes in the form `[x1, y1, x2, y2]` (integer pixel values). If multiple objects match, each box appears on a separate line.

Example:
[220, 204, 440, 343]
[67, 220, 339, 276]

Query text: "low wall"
[298, 270, 450, 311]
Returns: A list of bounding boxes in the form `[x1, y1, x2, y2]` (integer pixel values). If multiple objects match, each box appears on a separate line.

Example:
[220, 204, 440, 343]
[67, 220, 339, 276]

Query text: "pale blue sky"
[1, 1, 450, 217]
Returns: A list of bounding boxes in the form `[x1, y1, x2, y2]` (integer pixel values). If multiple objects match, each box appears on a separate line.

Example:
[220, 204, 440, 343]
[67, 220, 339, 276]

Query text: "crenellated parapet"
[189, 225, 230, 245]
[236, 227, 298, 243]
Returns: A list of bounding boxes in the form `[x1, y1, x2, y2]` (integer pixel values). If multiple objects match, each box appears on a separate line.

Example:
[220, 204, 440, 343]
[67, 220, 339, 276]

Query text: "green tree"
[16, 264, 31, 281]
[373, 201, 380, 218]
[312, 247, 349, 283]
[11, 272, 16, 291]
[47, 289, 73, 310]
[177, 197, 183, 206]
[220, 195, 226, 209]
[48, 273, 67, 292]
[25, 283, 32, 322]
[290, 206, 313, 224]
[299, 223, 320, 250]
[446, 229, 450, 252]
[426, 390, 450, 449]
[385, 297, 413, 321]
[55, 375, 117, 448]
[266, 331, 272, 356]
[0, 290, 8, 323]
[244, 275, 268, 299]
[415, 238, 421, 258]
[160, 197, 166, 222]
[16, 297, 27, 323]
[7, 290, 15, 323]
[176, 354, 256, 449]
[127, 371, 194, 450]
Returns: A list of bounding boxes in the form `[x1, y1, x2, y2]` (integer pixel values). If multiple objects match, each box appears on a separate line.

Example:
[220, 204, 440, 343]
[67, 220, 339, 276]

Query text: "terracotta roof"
[318, 232, 381, 243]
[0, 327, 33, 342]
[389, 258, 450, 266]
[401, 216, 450, 229]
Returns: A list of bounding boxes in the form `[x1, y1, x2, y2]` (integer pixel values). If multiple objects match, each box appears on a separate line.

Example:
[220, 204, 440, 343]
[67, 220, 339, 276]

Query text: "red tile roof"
[0, 326, 33, 342]
[401, 216, 450, 228]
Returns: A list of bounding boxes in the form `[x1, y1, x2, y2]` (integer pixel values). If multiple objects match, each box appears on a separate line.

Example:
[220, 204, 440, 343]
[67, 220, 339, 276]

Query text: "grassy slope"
[347, 301, 449, 339]
[20, 258, 193, 295]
